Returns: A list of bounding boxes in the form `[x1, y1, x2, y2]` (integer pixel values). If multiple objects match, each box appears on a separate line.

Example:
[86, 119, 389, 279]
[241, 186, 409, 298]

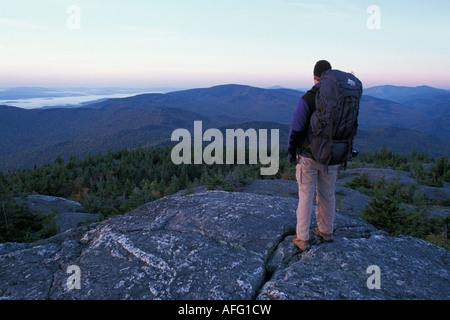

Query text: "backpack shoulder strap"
[299, 86, 319, 157]
[301, 85, 319, 114]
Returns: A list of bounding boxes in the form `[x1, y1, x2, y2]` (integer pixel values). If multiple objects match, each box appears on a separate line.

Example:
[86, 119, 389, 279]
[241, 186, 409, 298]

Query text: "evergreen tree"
[363, 177, 408, 235]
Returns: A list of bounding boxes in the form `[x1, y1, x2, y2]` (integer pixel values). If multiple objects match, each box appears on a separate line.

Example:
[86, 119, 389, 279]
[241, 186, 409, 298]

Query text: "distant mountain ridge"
[364, 85, 449, 104]
[364, 84, 450, 116]
[0, 84, 449, 172]
[81, 83, 448, 134]
[87, 84, 303, 124]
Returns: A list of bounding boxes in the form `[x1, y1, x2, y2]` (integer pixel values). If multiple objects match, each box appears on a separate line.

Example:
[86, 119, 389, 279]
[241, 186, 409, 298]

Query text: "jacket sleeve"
[287, 98, 311, 155]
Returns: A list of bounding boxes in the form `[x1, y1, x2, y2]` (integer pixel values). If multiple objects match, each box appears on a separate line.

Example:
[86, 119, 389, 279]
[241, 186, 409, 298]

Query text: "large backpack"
[308, 69, 362, 167]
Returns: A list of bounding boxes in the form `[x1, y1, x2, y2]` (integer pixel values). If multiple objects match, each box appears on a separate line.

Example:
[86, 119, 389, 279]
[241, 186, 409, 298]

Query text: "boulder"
[24, 194, 99, 233]
[26, 194, 84, 216]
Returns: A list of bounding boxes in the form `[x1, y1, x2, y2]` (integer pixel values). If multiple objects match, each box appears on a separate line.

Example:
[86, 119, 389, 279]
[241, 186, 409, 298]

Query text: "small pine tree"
[362, 177, 407, 235]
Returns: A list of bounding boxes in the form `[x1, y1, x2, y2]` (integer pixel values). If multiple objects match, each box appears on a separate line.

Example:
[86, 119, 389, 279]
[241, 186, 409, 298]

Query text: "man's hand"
[288, 153, 298, 165]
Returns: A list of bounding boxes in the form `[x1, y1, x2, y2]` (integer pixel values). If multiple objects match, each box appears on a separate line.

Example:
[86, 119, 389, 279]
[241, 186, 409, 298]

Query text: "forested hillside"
[1, 145, 449, 249]
[0, 145, 287, 242]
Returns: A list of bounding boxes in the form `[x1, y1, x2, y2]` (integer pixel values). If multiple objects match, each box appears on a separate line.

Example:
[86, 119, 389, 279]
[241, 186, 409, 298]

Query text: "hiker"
[287, 60, 362, 251]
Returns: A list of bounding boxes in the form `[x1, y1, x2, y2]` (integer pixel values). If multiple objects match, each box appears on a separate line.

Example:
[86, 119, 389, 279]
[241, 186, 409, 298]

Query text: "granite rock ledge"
[0, 190, 448, 300]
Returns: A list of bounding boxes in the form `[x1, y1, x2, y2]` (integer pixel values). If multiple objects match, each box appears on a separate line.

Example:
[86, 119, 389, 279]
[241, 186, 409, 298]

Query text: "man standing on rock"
[287, 60, 362, 251]
[287, 60, 338, 251]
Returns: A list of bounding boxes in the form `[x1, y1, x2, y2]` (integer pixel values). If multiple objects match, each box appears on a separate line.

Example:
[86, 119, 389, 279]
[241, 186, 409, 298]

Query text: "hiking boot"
[292, 237, 309, 251]
[313, 228, 334, 242]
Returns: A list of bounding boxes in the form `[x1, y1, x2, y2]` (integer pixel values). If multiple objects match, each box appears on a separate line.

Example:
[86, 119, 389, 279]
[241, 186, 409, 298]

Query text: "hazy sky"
[1, 0, 449, 89]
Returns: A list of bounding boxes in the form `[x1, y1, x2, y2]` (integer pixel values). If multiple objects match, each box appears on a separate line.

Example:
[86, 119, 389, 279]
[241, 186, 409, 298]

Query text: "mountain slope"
[1, 84, 448, 172]
[364, 85, 450, 118]
[354, 126, 450, 157]
[403, 93, 450, 116]
[358, 95, 431, 129]
[0, 106, 233, 171]
[413, 115, 450, 138]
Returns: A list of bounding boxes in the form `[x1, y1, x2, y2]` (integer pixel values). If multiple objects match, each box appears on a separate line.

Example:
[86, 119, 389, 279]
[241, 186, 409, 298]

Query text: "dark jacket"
[287, 83, 319, 159]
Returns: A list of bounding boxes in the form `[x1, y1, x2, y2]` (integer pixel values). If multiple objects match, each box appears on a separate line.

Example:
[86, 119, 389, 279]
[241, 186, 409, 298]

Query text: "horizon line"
[1, 83, 450, 91]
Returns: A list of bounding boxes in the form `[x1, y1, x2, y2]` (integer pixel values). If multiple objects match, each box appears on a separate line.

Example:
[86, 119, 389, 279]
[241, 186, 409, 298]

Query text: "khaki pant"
[295, 157, 338, 241]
